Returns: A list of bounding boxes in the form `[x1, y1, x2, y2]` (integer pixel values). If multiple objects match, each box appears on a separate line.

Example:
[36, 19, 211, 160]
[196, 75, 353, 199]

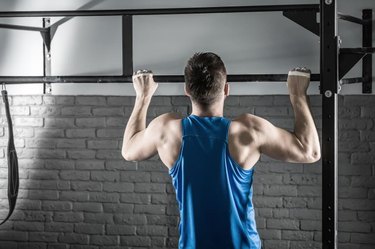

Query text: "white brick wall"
[0, 95, 373, 249]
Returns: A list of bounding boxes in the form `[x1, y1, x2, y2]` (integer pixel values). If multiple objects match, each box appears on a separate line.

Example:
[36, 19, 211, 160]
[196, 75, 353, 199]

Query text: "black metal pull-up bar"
[0, 5, 320, 17]
[0, 4, 323, 86]
[0, 74, 321, 84]
[0, 3, 372, 87]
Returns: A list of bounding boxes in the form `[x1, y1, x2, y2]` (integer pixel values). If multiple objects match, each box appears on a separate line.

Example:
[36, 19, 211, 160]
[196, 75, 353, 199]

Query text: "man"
[122, 52, 321, 249]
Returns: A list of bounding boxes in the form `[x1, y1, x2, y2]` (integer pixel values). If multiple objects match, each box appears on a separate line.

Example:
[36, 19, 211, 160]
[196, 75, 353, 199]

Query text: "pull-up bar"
[0, 75, 362, 85]
[0, 5, 319, 17]
[0, 74, 322, 84]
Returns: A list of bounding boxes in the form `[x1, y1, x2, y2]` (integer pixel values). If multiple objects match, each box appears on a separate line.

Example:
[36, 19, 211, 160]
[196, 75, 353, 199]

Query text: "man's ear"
[224, 83, 229, 97]
[184, 84, 191, 97]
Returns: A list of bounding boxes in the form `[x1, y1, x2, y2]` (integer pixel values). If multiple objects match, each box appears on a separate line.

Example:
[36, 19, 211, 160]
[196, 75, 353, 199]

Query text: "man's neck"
[190, 102, 224, 117]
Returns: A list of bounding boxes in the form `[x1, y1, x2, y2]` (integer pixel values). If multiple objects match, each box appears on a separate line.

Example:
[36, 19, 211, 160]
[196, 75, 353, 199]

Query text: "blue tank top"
[169, 114, 261, 249]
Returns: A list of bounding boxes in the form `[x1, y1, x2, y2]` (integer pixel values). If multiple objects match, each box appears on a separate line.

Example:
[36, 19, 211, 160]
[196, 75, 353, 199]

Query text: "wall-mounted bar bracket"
[339, 52, 366, 79]
[339, 47, 375, 80]
[338, 12, 367, 25]
[40, 29, 51, 52]
[283, 9, 320, 36]
[362, 9, 372, 93]
[42, 18, 52, 94]
[0, 23, 46, 32]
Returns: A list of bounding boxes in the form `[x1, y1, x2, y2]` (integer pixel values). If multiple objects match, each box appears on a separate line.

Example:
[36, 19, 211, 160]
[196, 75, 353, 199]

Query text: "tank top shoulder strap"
[223, 117, 231, 143]
[180, 117, 188, 137]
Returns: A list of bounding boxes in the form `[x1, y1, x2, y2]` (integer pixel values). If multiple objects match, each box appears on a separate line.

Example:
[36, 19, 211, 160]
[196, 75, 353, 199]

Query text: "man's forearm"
[290, 94, 321, 160]
[122, 96, 152, 151]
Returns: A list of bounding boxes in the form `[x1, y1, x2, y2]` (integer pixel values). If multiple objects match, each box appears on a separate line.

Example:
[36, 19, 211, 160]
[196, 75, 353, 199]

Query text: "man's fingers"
[289, 67, 311, 78]
[291, 67, 311, 73]
[134, 69, 153, 75]
[288, 71, 311, 78]
[132, 73, 154, 82]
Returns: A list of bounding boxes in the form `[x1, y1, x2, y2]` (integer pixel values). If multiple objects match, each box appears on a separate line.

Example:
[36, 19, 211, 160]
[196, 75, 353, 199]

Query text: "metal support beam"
[48, 0, 105, 32]
[320, 0, 338, 249]
[362, 9, 372, 93]
[0, 23, 46, 32]
[40, 25, 52, 52]
[46, 0, 106, 41]
[122, 15, 133, 77]
[339, 53, 366, 79]
[340, 47, 375, 54]
[338, 12, 367, 25]
[339, 47, 374, 80]
[283, 10, 320, 36]
[340, 77, 364, 84]
[42, 18, 52, 94]
[0, 5, 320, 18]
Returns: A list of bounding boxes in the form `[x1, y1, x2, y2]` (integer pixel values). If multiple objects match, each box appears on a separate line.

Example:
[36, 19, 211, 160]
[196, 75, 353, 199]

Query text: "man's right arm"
[249, 68, 321, 163]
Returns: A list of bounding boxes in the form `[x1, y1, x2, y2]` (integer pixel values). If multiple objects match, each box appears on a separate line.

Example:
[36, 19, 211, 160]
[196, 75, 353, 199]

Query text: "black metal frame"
[0, 5, 320, 17]
[362, 10, 372, 93]
[0, 4, 372, 86]
[320, 1, 339, 248]
[42, 18, 51, 94]
[0, 3, 374, 249]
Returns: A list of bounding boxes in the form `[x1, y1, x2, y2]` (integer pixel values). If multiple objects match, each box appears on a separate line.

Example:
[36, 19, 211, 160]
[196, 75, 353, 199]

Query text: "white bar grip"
[288, 70, 311, 78]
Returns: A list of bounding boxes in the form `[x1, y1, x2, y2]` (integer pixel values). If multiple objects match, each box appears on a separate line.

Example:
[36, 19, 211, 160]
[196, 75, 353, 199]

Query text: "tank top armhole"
[182, 117, 187, 137]
[224, 118, 231, 143]
[225, 118, 254, 174]
[168, 117, 185, 176]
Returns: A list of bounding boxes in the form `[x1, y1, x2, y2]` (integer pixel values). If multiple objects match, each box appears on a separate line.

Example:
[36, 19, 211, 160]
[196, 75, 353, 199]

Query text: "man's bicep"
[258, 119, 307, 163]
[122, 117, 161, 161]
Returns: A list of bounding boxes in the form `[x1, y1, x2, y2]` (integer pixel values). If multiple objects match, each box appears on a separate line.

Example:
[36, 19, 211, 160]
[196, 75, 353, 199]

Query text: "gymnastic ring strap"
[0, 89, 19, 226]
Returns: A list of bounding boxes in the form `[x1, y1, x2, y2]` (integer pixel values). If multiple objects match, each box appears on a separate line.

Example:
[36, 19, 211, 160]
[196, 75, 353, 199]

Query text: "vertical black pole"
[320, 0, 338, 249]
[362, 9, 372, 94]
[122, 15, 133, 76]
[42, 18, 51, 94]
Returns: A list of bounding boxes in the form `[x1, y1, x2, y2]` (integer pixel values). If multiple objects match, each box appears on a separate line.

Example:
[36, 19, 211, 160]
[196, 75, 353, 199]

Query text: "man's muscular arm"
[252, 68, 321, 163]
[121, 72, 161, 161]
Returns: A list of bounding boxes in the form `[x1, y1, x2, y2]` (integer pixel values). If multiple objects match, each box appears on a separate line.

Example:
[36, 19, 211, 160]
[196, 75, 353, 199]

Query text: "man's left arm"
[121, 72, 160, 161]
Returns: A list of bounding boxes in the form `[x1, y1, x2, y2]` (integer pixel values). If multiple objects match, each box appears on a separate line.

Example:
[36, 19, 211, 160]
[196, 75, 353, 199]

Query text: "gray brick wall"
[0, 95, 374, 249]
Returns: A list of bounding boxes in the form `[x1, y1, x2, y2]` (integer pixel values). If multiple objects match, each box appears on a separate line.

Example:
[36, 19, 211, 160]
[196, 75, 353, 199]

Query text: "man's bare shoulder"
[155, 112, 183, 123]
[229, 113, 271, 150]
[231, 113, 268, 131]
[149, 112, 183, 130]
[146, 112, 183, 146]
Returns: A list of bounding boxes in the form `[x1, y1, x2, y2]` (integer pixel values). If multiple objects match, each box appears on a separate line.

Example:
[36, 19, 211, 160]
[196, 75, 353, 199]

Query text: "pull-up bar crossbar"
[0, 5, 320, 17]
[0, 75, 361, 85]
[0, 74, 322, 84]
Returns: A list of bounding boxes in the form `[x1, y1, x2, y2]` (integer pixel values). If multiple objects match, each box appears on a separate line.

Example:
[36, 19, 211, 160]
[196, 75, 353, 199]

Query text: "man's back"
[157, 113, 259, 172]
[166, 114, 261, 249]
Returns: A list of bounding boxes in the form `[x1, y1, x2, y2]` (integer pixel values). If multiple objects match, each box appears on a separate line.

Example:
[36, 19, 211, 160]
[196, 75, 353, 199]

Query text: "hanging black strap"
[0, 88, 19, 225]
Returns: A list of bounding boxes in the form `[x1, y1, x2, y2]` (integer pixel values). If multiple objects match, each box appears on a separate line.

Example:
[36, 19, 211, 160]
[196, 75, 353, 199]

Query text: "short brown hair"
[184, 52, 227, 106]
